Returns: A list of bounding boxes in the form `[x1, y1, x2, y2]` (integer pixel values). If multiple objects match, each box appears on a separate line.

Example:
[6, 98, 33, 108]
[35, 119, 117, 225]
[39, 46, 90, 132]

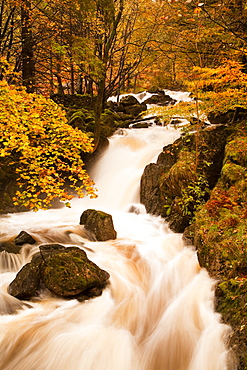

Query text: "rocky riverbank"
[140, 117, 247, 369]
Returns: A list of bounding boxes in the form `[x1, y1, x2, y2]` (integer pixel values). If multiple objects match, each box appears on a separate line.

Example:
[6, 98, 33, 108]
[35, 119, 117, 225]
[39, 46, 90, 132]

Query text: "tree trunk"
[93, 0, 124, 152]
[94, 75, 105, 151]
[21, 0, 35, 92]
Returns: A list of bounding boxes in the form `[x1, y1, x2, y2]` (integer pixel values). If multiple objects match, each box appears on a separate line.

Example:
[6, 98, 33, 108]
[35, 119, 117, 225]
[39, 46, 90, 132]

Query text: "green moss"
[192, 125, 247, 368]
[222, 163, 247, 184]
[224, 136, 247, 166]
[216, 278, 247, 369]
[42, 250, 108, 297]
[217, 278, 247, 318]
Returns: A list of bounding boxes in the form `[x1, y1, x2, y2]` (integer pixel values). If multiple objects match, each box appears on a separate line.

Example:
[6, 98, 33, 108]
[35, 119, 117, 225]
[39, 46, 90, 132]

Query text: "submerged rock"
[0, 241, 21, 254]
[8, 244, 110, 301]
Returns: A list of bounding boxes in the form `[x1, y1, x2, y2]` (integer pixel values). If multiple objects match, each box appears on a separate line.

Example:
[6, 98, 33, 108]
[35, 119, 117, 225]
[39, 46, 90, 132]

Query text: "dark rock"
[140, 163, 163, 215]
[168, 198, 191, 233]
[8, 257, 43, 299]
[76, 286, 104, 302]
[208, 108, 247, 125]
[143, 94, 175, 106]
[147, 88, 165, 94]
[123, 103, 147, 116]
[80, 209, 117, 241]
[106, 100, 118, 111]
[157, 138, 182, 170]
[131, 122, 150, 129]
[8, 245, 110, 300]
[39, 244, 67, 260]
[183, 224, 195, 246]
[197, 126, 230, 188]
[120, 95, 139, 107]
[170, 118, 183, 125]
[140, 139, 182, 217]
[15, 231, 36, 246]
[129, 115, 157, 128]
[208, 110, 236, 125]
[0, 241, 21, 254]
[42, 248, 110, 297]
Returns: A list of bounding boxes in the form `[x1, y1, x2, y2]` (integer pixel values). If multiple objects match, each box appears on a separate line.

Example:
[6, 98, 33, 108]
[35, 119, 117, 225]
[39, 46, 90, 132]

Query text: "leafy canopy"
[0, 81, 97, 210]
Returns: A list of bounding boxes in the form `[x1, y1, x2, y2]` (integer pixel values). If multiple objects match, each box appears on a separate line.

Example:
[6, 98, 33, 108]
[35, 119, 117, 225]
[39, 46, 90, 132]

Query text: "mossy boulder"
[42, 247, 110, 297]
[80, 209, 117, 241]
[119, 95, 139, 106]
[8, 244, 110, 300]
[67, 108, 95, 134]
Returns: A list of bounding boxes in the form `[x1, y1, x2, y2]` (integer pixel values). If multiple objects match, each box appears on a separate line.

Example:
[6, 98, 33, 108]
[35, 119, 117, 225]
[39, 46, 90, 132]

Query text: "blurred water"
[0, 124, 234, 370]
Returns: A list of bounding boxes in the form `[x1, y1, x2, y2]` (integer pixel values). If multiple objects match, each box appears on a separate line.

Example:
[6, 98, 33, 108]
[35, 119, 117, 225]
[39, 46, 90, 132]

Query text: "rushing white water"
[0, 124, 234, 370]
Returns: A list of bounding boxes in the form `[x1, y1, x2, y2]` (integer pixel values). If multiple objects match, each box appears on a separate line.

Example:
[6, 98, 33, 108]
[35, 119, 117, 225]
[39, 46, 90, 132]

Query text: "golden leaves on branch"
[0, 81, 97, 211]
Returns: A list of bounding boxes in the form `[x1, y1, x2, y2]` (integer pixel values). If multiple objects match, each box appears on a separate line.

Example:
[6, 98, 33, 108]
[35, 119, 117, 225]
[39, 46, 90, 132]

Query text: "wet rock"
[157, 139, 182, 170]
[15, 231, 36, 246]
[120, 95, 139, 106]
[123, 103, 147, 116]
[0, 241, 21, 254]
[140, 163, 163, 215]
[107, 95, 148, 119]
[39, 244, 67, 260]
[8, 257, 43, 299]
[42, 248, 110, 297]
[8, 245, 110, 300]
[140, 138, 182, 217]
[80, 209, 117, 241]
[143, 93, 175, 106]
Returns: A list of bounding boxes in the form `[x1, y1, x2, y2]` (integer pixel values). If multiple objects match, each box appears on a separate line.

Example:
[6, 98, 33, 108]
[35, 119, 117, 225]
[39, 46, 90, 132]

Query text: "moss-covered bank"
[194, 122, 247, 369]
[140, 119, 247, 368]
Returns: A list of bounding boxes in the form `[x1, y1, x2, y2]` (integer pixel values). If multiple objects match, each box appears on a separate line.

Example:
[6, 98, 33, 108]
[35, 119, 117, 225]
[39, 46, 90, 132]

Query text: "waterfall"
[0, 123, 234, 370]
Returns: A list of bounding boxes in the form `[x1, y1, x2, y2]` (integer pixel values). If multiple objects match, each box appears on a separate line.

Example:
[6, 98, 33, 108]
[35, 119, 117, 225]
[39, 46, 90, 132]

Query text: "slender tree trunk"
[94, 0, 124, 152]
[21, 0, 35, 92]
[94, 73, 105, 150]
[70, 60, 75, 94]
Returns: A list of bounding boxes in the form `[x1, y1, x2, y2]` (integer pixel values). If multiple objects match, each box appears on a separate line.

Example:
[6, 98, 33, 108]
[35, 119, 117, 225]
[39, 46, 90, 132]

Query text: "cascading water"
[0, 121, 234, 369]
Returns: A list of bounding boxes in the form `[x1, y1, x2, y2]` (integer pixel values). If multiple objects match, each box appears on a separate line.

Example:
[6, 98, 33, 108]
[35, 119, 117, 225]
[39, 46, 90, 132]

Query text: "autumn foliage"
[0, 81, 96, 210]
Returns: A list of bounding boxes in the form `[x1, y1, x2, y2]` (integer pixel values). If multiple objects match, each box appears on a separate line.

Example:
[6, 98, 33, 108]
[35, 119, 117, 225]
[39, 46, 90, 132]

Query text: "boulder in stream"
[8, 244, 110, 300]
[80, 209, 117, 241]
[15, 231, 36, 246]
